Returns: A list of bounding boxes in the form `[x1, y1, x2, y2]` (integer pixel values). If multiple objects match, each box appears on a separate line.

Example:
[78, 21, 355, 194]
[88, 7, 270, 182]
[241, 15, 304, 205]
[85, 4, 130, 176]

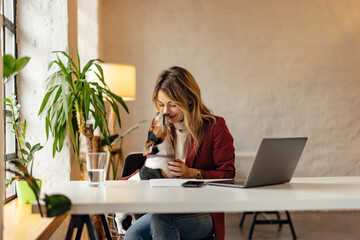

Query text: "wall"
[78, 0, 99, 61]
[17, 0, 74, 193]
[99, 0, 360, 177]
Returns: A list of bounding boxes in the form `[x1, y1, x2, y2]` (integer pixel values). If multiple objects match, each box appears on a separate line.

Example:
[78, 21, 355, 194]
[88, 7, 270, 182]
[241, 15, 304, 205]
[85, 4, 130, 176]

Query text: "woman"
[124, 66, 235, 240]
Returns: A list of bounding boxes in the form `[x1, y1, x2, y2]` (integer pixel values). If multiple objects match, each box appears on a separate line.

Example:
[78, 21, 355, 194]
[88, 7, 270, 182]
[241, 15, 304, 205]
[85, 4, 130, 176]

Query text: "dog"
[114, 112, 176, 235]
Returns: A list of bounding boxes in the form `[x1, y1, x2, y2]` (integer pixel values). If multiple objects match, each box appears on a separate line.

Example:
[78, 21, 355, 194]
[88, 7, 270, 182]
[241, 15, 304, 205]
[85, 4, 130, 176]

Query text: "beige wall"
[99, 0, 360, 177]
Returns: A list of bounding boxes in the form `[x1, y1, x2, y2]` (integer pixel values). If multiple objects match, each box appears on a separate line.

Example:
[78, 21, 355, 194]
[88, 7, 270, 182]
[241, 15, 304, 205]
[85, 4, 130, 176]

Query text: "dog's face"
[143, 113, 170, 156]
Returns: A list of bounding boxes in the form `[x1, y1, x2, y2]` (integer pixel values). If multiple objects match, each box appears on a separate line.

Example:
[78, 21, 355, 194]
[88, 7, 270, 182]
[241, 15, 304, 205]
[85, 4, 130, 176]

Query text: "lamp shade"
[100, 63, 136, 101]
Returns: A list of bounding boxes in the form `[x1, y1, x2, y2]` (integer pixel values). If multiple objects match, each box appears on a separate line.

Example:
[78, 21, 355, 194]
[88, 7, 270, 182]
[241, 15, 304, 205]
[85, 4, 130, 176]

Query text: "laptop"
[208, 137, 307, 188]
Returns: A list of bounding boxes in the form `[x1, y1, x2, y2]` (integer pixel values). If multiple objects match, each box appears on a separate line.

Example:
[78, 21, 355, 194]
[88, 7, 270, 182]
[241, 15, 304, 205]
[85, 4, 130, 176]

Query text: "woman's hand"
[168, 159, 197, 178]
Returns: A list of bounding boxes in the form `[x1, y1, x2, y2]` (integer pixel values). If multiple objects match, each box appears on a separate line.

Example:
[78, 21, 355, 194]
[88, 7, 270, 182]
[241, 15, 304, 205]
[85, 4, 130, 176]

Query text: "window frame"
[2, 0, 18, 203]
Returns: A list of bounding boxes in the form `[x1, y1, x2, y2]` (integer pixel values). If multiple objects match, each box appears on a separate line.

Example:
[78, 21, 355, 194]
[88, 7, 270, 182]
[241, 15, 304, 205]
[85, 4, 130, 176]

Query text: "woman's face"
[157, 90, 184, 124]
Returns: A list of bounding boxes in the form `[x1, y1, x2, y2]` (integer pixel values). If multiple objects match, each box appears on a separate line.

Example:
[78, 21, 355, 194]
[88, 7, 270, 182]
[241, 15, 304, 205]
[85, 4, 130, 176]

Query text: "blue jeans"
[124, 213, 214, 240]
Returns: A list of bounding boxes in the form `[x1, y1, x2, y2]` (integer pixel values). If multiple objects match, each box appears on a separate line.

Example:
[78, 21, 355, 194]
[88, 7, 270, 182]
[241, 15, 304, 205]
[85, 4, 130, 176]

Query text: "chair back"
[121, 153, 146, 177]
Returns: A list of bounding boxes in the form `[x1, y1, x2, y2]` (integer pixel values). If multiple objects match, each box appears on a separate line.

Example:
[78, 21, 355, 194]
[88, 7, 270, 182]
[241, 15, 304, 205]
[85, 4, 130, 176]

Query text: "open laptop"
[208, 137, 307, 188]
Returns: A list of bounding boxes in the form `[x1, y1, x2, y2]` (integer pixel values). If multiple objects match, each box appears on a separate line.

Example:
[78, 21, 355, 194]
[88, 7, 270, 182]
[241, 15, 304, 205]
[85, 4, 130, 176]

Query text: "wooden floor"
[225, 211, 360, 240]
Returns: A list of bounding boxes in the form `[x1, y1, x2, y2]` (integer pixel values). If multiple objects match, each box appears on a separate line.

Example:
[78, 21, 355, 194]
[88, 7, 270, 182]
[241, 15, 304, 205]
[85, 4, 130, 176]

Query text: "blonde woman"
[125, 66, 235, 240]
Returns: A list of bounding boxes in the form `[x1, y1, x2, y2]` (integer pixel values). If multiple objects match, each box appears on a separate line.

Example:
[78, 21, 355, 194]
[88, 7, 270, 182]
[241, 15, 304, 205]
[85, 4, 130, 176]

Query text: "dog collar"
[147, 154, 175, 159]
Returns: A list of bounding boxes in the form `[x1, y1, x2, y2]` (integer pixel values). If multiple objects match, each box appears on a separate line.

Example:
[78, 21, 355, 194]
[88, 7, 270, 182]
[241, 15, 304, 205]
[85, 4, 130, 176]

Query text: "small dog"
[114, 112, 175, 234]
[139, 112, 176, 179]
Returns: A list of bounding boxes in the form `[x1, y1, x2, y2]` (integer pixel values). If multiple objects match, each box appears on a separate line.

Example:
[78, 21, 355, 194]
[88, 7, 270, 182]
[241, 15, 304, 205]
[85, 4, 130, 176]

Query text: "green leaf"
[94, 63, 105, 85]
[20, 148, 29, 155]
[3, 55, 16, 78]
[109, 100, 122, 128]
[48, 60, 55, 70]
[93, 93, 106, 114]
[44, 194, 72, 217]
[55, 51, 80, 79]
[52, 135, 58, 157]
[3, 55, 30, 79]
[25, 142, 31, 150]
[81, 59, 95, 79]
[58, 123, 66, 150]
[30, 143, 43, 153]
[5, 177, 17, 189]
[13, 158, 27, 165]
[54, 56, 73, 89]
[83, 81, 91, 119]
[38, 87, 56, 114]
[76, 51, 81, 74]
[60, 77, 69, 122]
[68, 113, 79, 158]
[27, 153, 33, 162]
[103, 88, 129, 113]
[14, 56, 30, 73]
[4, 98, 12, 103]
[45, 116, 50, 139]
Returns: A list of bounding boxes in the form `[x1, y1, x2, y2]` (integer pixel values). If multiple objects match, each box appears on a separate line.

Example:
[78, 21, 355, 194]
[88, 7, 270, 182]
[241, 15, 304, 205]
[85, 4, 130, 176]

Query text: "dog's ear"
[143, 140, 155, 156]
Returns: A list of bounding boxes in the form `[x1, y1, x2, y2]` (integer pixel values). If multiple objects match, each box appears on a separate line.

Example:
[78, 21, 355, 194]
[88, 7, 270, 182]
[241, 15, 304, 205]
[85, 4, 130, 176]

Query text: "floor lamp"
[100, 63, 136, 134]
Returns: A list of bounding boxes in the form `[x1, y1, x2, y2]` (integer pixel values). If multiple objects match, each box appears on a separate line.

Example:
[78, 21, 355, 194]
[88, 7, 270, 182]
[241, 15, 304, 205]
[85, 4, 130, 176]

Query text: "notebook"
[208, 137, 307, 188]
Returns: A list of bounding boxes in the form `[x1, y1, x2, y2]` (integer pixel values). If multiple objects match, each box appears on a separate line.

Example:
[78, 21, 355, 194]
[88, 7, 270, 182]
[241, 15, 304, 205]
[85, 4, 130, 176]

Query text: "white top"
[173, 121, 189, 161]
[40, 177, 360, 214]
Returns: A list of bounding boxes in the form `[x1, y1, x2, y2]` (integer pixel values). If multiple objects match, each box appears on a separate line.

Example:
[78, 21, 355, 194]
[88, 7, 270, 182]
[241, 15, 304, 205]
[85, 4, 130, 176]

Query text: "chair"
[121, 153, 146, 178]
[239, 211, 297, 239]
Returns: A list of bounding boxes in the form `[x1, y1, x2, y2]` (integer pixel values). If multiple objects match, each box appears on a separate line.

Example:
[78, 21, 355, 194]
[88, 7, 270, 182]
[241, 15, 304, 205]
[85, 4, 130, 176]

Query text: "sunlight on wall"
[99, 0, 360, 177]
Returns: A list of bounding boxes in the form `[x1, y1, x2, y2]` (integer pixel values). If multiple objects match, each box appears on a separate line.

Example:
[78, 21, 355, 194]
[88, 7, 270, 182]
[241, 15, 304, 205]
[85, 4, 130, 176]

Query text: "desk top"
[47, 177, 360, 214]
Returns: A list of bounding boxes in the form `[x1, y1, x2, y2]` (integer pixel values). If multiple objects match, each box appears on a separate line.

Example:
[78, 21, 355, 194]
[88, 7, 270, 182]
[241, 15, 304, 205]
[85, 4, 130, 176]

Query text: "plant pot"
[15, 180, 42, 204]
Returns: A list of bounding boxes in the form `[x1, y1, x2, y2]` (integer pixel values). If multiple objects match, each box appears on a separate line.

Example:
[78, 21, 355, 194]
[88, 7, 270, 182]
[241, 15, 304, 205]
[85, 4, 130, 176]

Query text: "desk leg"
[65, 215, 78, 240]
[66, 214, 112, 240]
[65, 215, 98, 240]
[285, 211, 297, 239]
[100, 214, 113, 240]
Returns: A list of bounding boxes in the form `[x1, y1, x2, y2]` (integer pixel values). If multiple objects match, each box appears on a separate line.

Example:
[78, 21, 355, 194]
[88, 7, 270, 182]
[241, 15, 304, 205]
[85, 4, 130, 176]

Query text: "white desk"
[44, 176, 360, 240]
[49, 176, 360, 214]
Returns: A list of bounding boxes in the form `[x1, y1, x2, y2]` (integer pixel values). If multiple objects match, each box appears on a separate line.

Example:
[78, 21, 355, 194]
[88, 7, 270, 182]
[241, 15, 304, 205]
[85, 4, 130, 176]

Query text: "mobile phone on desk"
[181, 181, 205, 188]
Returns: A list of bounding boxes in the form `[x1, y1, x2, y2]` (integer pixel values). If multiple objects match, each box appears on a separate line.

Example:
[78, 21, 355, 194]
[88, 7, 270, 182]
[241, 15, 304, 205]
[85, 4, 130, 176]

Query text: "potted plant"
[38, 51, 131, 237]
[3, 55, 71, 217]
[7, 160, 72, 217]
[38, 51, 129, 178]
[3, 55, 43, 203]
[4, 93, 43, 203]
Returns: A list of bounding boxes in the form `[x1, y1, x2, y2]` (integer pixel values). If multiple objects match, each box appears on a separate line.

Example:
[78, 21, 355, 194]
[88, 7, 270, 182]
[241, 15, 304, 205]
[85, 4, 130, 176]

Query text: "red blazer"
[178, 116, 236, 240]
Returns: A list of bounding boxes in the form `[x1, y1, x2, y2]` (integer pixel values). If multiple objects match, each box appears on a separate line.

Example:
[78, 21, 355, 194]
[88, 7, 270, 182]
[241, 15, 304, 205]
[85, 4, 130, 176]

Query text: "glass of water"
[86, 152, 108, 187]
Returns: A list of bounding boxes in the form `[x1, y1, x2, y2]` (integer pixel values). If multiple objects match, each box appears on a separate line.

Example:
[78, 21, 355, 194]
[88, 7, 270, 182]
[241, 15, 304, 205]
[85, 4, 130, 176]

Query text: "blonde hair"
[152, 66, 215, 151]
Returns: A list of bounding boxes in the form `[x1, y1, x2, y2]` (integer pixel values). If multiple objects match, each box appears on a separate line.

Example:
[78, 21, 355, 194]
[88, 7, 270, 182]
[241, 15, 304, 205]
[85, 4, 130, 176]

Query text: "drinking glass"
[86, 152, 108, 187]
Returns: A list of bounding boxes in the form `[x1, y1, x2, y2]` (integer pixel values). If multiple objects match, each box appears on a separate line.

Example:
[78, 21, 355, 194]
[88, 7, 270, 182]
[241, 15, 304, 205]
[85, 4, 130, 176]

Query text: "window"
[1, 0, 17, 201]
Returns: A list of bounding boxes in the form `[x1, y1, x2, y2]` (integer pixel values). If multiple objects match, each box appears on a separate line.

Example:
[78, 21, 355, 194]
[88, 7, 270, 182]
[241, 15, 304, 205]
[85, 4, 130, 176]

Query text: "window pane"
[5, 121, 16, 154]
[4, 76, 15, 99]
[4, 27, 15, 55]
[4, 0, 14, 23]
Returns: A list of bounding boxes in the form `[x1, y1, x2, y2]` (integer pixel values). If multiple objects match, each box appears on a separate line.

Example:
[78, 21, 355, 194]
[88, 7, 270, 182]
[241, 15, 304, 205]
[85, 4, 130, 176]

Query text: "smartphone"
[181, 181, 205, 188]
